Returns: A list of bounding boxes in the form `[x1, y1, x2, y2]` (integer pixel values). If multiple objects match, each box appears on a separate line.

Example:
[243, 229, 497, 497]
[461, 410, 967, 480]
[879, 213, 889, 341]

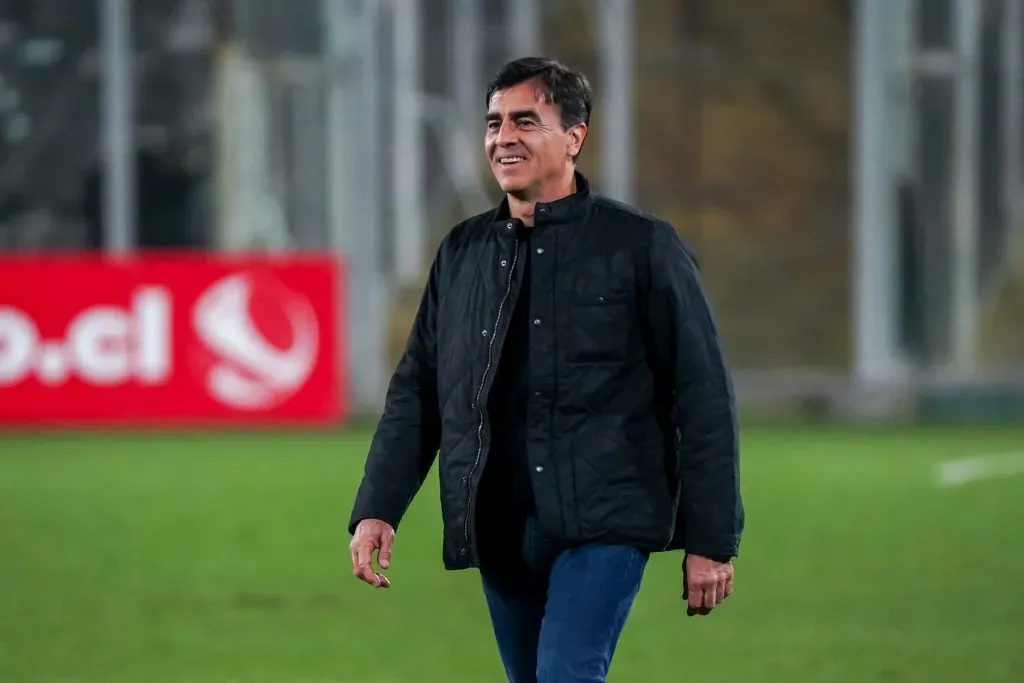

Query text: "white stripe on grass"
[935, 451, 1024, 487]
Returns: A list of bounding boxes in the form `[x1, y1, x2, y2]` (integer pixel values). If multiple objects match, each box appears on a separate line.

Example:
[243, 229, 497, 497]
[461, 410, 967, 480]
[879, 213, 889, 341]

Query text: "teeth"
[500, 157, 523, 164]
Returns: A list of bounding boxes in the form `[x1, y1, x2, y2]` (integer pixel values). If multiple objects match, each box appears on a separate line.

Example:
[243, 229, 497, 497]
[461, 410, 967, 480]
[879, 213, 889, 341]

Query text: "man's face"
[485, 81, 586, 196]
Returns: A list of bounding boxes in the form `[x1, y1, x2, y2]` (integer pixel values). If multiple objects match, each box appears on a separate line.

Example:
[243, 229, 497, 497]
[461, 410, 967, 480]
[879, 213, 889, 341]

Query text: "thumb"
[378, 533, 394, 569]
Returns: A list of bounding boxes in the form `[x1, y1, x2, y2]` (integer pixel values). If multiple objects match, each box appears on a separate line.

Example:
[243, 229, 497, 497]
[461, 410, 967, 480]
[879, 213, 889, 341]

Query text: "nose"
[494, 119, 518, 148]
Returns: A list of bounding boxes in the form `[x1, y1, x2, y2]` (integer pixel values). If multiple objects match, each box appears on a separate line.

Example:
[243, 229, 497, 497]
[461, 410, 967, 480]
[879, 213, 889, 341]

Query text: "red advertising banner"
[0, 253, 346, 426]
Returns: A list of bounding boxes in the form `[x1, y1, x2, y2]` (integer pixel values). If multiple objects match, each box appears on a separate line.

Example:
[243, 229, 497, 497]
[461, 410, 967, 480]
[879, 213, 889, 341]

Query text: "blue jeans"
[480, 521, 648, 683]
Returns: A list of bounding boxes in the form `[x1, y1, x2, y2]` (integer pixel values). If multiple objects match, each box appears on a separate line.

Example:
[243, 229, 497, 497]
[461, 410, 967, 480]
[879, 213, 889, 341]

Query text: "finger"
[377, 535, 394, 570]
[702, 583, 718, 610]
[356, 567, 379, 586]
[351, 548, 375, 585]
[357, 543, 374, 574]
[688, 585, 712, 618]
[357, 564, 380, 586]
[687, 582, 702, 611]
[354, 544, 381, 586]
[716, 573, 733, 602]
[716, 572, 729, 603]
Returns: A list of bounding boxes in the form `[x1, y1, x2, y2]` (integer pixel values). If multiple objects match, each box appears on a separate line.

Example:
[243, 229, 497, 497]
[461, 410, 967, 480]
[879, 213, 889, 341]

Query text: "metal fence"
[2, 0, 1023, 418]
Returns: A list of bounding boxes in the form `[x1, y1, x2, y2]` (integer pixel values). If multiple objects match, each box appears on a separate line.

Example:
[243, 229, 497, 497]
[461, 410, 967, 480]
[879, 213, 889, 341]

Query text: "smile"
[498, 157, 525, 165]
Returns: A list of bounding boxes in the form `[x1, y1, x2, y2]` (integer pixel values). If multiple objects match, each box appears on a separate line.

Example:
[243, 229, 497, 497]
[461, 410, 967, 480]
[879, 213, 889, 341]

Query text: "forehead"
[487, 81, 558, 117]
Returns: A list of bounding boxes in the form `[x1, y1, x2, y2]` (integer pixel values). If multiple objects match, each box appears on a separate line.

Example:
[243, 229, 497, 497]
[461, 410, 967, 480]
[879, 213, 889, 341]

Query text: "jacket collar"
[490, 171, 593, 234]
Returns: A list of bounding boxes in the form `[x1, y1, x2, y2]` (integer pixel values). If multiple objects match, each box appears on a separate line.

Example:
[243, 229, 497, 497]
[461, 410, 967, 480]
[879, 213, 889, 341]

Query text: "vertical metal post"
[598, 0, 635, 203]
[1003, 0, 1023, 258]
[392, 0, 425, 285]
[950, 0, 981, 372]
[451, 0, 482, 187]
[887, 0, 915, 179]
[99, 0, 135, 252]
[290, 83, 326, 248]
[507, 0, 540, 57]
[323, 2, 354, 268]
[885, 0, 913, 370]
[852, 0, 899, 385]
[361, 2, 389, 411]
[325, 0, 389, 414]
[362, 3, 383, 272]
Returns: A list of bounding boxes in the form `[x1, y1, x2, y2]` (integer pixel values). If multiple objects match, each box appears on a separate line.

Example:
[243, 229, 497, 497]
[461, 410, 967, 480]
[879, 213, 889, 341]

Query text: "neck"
[507, 168, 577, 226]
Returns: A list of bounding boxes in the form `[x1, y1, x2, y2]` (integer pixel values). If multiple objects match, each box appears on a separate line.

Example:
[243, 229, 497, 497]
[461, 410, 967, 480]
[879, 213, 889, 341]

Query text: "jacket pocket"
[567, 291, 631, 364]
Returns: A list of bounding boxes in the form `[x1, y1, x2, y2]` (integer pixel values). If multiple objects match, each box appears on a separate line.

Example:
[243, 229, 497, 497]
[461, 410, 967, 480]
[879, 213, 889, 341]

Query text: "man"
[349, 57, 744, 683]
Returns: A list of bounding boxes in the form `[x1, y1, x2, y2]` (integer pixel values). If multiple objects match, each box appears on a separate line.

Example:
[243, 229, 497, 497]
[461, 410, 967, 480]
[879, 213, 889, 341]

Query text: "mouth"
[496, 156, 526, 167]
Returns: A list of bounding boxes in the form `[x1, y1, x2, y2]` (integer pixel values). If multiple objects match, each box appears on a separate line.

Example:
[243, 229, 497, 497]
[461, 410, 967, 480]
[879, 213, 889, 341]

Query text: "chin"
[495, 174, 532, 195]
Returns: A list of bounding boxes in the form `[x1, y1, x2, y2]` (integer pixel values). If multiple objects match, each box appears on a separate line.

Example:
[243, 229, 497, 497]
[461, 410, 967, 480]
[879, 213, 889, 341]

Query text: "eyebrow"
[485, 108, 541, 123]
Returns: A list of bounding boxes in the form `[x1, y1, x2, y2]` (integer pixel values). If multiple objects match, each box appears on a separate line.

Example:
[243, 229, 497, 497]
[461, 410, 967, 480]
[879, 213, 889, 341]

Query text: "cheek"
[533, 135, 567, 162]
[538, 142, 563, 166]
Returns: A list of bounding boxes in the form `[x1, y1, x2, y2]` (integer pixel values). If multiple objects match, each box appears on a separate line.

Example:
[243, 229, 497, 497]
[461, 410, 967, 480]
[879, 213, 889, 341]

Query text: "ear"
[567, 123, 588, 159]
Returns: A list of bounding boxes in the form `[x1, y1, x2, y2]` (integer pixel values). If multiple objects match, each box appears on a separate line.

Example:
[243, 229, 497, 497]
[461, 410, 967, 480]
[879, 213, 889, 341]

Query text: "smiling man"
[348, 57, 744, 683]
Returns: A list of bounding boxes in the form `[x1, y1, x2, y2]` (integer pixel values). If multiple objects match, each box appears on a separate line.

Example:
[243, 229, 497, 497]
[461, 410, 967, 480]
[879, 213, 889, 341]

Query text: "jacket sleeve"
[646, 222, 744, 558]
[348, 250, 444, 535]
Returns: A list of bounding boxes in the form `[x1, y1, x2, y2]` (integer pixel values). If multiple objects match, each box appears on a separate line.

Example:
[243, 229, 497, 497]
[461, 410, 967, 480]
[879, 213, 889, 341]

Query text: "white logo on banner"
[192, 273, 318, 410]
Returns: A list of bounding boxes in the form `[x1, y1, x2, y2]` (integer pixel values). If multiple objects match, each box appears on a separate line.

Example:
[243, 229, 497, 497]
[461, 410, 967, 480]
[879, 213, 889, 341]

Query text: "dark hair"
[486, 57, 593, 161]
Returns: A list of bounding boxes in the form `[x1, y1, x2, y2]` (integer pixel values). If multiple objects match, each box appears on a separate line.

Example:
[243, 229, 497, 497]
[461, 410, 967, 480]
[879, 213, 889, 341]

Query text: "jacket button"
[532, 318, 541, 326]
[506, 222, 514, 231]
[481, 329, 489, 337]
[536, 247, 544, 254]
[535, 465, 544, 473]
[459, 548, 469, 557]
[500, 258, 508, 267]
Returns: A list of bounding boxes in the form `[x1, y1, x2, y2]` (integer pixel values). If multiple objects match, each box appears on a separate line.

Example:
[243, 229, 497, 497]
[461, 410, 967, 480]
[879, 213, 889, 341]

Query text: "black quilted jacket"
[349, 173, 744, 570]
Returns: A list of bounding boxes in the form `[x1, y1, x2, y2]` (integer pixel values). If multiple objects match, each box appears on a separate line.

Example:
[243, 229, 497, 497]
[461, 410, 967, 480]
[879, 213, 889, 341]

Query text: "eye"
[517, 119, 535, 129]
[486, 120, 500, 131]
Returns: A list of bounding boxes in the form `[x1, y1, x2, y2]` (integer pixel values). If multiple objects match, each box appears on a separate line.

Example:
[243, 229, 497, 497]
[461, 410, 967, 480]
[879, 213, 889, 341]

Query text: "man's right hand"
[349, 518, 395, 588]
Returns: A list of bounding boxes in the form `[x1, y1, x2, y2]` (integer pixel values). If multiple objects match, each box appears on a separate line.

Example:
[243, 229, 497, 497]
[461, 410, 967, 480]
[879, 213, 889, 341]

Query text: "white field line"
[30, 679, 445, 683]
[935, 451, 1024, 487]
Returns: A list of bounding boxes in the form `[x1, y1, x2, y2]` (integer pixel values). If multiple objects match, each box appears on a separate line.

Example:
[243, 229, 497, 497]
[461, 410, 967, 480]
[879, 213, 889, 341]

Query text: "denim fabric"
[481, 519, 648, 683]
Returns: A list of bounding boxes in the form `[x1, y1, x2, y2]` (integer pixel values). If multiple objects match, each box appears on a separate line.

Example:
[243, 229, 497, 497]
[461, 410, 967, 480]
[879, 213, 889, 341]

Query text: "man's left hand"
[682, 554, 734, 616]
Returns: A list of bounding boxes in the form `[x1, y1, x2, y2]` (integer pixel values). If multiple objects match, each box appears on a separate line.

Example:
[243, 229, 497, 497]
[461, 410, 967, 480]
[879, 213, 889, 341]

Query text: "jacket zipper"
[463, 238, 521, 554]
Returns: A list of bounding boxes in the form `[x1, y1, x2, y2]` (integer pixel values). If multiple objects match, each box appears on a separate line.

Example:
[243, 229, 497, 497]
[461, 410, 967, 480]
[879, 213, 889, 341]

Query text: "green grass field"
[1, 425, 1022, 683]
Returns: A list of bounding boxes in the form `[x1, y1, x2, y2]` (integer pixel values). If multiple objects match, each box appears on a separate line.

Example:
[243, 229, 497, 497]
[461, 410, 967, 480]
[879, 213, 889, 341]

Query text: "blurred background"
[2, 0, 1024, 418]
[0, 1, 1022, 682]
